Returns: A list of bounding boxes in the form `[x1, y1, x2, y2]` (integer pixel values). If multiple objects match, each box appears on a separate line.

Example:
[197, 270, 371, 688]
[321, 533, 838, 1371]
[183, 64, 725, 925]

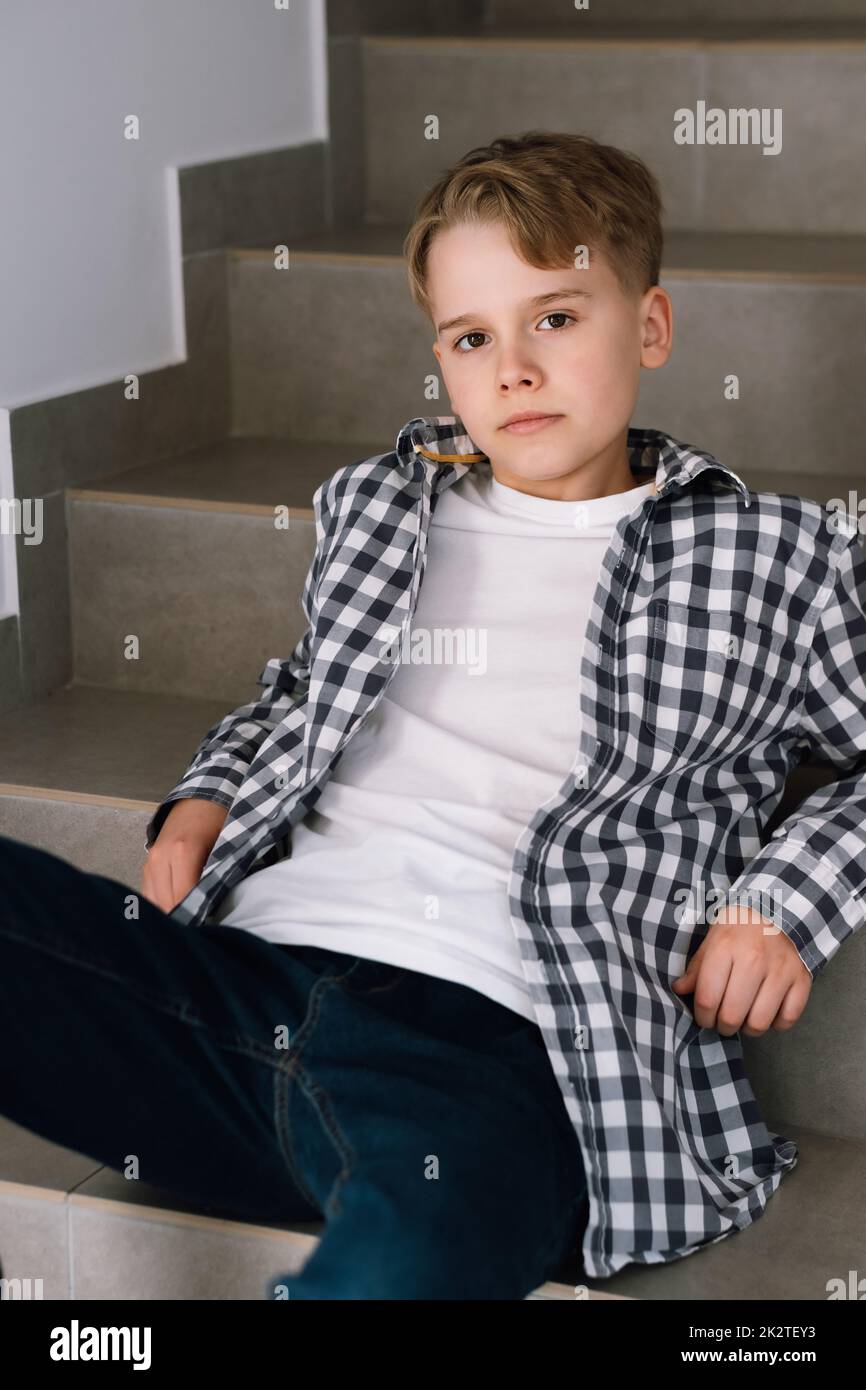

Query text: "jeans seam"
[0, 920, 198, 1020]
[293, 1057, 356, 1219]
[214, 958, 367, 1062]
[273, 1065, 322, 1213]
[0, 920, 368, 1061]
[357, 979, 401, 995]
[268, 965, 362, 1218]
[3, 914, 360, 1217]
[0, 917, 283, 1066]
[341, 972, 402, 998]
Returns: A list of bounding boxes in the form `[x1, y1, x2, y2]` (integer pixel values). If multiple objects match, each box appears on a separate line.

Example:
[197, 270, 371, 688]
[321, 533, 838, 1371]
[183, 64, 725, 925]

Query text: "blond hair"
[403, 130, 664, 324]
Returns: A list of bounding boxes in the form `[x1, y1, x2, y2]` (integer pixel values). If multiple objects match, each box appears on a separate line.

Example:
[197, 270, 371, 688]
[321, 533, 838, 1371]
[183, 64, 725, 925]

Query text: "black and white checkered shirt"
[146, 415, 866, 1279]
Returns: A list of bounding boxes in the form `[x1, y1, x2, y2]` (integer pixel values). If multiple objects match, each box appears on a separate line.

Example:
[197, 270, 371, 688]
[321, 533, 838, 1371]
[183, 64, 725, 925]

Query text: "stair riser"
[0, 795, 148, 885]
[362, 38, 866, 235]
[230, 257, 866, 479]
[490, 0, 866, 24]
[69, 502, 316, 703]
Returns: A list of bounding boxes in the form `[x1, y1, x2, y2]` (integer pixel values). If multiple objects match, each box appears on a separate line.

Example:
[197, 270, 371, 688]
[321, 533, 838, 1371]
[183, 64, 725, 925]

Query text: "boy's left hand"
[671, 907, 813, 1037]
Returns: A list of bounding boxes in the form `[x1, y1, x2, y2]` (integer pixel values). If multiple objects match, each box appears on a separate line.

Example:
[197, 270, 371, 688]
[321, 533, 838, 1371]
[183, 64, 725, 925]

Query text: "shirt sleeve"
[143, 473, 334, 851]
[725, 522, 866, 979]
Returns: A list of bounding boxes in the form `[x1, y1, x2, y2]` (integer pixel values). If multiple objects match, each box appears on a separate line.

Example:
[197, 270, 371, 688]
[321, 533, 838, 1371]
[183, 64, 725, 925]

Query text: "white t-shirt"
[212, 467, 654, 1022]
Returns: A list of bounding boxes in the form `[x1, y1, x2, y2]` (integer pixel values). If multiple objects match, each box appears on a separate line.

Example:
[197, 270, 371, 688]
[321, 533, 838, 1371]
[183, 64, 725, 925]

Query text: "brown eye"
[454, 331, 487, 353]
[538, 313, 576, 331]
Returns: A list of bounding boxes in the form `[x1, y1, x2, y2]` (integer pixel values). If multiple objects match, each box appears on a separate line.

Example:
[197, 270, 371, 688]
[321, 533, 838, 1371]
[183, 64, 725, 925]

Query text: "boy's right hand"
[141, 797, 229, 914]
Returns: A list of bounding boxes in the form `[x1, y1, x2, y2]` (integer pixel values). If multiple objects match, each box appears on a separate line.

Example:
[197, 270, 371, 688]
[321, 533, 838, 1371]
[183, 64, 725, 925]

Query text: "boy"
[3, 132, 866, 1299]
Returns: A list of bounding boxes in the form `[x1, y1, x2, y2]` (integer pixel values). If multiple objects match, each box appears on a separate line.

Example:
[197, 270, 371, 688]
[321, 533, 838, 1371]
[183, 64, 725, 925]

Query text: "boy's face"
[428, 220, 672, 499]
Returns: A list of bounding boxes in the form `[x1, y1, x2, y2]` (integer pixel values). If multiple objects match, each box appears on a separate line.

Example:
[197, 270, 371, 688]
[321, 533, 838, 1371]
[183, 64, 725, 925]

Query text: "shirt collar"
[394, 414, 752, 508]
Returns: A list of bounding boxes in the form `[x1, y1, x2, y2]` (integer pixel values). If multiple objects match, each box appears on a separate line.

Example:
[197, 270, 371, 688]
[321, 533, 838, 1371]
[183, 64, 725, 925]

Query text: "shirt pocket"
[620, 599, 803, 762]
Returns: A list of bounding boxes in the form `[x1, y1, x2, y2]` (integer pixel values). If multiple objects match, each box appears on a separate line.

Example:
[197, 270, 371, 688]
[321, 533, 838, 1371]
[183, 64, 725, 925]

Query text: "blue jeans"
[0, 833, 588, 1299]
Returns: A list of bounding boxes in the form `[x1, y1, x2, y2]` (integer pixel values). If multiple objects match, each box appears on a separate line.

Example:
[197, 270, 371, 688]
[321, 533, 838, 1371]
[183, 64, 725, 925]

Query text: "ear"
[639, 286, 673, 371]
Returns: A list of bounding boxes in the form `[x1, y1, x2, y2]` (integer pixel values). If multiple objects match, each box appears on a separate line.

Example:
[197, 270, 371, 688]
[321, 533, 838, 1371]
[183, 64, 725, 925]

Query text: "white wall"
[0, 0, 327, 409]
[0, 0, 327, 615]
[0, 410, 17, 622]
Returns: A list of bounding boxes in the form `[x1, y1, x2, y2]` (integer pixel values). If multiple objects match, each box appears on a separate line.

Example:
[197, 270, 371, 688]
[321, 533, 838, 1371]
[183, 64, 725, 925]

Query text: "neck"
[489, 432, 639, 502]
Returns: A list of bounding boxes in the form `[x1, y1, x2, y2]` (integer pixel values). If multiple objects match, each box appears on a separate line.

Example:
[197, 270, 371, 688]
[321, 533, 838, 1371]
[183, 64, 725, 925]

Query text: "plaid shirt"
[145, 415, 866, 1280]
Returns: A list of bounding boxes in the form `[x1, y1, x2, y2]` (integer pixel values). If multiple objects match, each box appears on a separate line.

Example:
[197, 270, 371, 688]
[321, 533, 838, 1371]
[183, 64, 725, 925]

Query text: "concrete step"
[227, 235, 866, 480]
[0, 678, 862, 1148]
[0, 683, 228, 882]
[66, 437, 383, 703]
[0, 1115, 616, 1300]
[246, 224, 866, 277]
[2, 1108, 863, 1299]
[0, 613, 21, 716]
[0, 1115, 324, 1302]
[65, 435, 865, 701]
[485, 2, 866, 33]
[65, 433, 866, 700]
[359, 31, 866, 235]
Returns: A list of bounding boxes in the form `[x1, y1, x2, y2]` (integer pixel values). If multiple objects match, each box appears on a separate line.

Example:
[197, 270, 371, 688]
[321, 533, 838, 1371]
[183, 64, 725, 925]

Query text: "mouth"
[501, 414, 564, 435]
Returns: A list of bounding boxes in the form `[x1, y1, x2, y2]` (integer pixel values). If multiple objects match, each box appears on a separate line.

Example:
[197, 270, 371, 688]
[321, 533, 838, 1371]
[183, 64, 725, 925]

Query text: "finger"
[672, 962, 696, 990]
[770, 974, 813, 1032]
[672, 943, 704, 990]
[740, 971, 791, 1037]
[714, 953, 769, 1036]
[692, 949, 735, 1031]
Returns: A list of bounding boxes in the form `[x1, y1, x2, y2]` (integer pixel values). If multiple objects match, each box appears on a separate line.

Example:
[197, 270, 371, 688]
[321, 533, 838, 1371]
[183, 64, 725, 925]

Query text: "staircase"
[2, 1, 866, 1300]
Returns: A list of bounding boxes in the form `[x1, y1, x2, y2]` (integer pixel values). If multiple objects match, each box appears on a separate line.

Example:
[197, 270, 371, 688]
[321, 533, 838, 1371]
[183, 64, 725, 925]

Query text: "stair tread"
[0, 674, 838, 826]
[8, 445, 860, 806]
[67, 433, 864, 517]
[367, 22, 866, 46]
[0, 683, 229, 806]
[68, 1164, 325, 1240]
[68, 436, 385, 514]
[558, 1122, 866, 1299]
[2, 1112, 862, 1299]
[265, 226, 866, 282]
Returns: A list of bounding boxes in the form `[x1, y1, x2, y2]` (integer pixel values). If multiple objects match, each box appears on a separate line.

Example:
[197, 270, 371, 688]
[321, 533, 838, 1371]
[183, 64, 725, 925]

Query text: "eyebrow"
[436, 287, 593, 336]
